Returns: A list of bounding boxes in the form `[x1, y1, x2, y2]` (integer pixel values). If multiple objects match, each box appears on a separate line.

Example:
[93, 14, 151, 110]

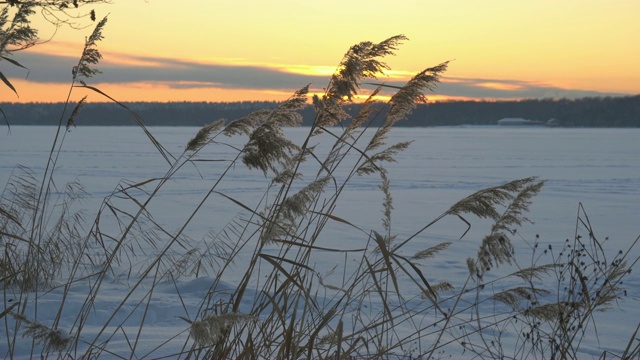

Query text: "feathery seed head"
[261, 176, 331, 244]
[190, 312, 254, 346]
[73, 16, 108, 80]
[242, 122, 299, 176]
[315, 35, 407, 129]
[0, 3, 37, 56]
[186, 119, 225, 152]
[385, 62, 449, 126]
[412, 242, 453, 260]
[10, 312, 70, 352]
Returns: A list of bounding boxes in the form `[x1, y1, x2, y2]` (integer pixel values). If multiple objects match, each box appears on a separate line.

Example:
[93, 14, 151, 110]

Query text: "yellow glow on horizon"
[275, 65, 336, 77]
[1, 79, 305, 103]
[475, 82, 523, 91]
[2, 78, 479, 105]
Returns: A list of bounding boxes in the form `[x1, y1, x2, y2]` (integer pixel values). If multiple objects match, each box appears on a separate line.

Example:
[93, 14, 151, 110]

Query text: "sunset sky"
[2, 0, 639, 103]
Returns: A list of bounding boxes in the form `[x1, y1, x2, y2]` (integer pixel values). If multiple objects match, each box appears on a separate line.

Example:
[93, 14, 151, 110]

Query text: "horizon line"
[1, 93, 638, 105]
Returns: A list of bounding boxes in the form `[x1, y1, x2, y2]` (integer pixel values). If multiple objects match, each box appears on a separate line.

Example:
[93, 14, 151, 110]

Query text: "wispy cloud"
[2, 47, 629, 102]
[435, 77, 627, 100]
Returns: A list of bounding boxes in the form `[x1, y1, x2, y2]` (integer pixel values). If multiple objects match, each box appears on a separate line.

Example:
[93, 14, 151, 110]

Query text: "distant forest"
[2, 95, 639, 127]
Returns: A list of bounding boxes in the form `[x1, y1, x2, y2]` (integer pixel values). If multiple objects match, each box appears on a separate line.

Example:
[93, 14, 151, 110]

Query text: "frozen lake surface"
[1, 125, 639, 358]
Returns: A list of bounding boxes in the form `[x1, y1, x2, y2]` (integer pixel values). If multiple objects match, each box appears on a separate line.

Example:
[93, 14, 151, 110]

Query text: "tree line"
[1, 95, 638, 127]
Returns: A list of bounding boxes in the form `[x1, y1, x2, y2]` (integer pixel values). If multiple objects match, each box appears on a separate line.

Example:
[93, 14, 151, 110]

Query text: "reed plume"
[186, 119, 225, 152]
[314, 35, 407, 129]
[189, 312, 255, 347]
[72, 15, 107, 81]
[10, 312, 70, 352]
[365, 62, 449, 153]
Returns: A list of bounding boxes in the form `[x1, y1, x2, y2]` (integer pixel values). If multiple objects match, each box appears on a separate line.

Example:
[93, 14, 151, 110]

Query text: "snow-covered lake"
[1, 125, 639, 358]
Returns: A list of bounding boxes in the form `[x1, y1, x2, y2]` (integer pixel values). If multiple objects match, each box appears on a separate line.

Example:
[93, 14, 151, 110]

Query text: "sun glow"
[276, 65, 336, 77]
[475, 82, 524, 91]
[0, 79, 309, 103]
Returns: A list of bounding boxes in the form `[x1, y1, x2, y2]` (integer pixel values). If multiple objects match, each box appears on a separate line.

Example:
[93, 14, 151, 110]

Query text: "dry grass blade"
[0, 301, 19, 320]
[274, 238, 366, 253]
[621, 322, 640, 359]
[3, 165, 38, 213]
[259, 254, 310, 295]
[0, 230, 29, 242]
[364, 256, 396, 327]
[0, 70, 18, 97]
[306, 308, 338, 358]
[261, 290, 288, 328]
[308, 210, 364, 232]
[392, 252, 445, 309]
[571, 262, 592, 308]
[372, 230, 401, 297]
[0, 202, 22, 228]
[115, 178, 162, 193]
[76, 84, 175, 165]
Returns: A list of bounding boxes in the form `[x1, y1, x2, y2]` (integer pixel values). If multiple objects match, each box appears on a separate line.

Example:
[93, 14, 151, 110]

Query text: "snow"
[1, 126, 639, 358]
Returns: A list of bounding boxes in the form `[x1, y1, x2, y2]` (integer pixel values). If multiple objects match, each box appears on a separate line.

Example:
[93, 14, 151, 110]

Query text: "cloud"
[436, 77, 628, 100]
[2, 51, 323, 90]
[1, 50, 630, 101]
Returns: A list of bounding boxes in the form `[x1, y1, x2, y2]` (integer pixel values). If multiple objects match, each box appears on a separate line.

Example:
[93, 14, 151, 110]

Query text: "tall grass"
[1, 12, 639, 359]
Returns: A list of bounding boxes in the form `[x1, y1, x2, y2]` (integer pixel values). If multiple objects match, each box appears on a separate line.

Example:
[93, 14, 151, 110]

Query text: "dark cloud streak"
[2, 51, 319, 90]
[1, 51, 629, 100]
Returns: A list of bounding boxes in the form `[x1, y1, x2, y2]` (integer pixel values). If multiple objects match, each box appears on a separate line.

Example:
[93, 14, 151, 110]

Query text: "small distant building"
[497, 118, 544, 126]
[546, 118, 560, 127]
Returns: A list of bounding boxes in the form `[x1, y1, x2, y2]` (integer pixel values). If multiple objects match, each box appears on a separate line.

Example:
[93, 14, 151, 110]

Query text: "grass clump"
[1, 166, 87, 291]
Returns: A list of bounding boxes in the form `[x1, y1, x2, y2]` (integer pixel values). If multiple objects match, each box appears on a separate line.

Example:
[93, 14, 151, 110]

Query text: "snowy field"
[1, 125, 639, 358]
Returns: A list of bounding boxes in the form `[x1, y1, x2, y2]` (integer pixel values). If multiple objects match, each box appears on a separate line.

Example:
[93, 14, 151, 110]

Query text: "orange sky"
[2, 0, 639, 103]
